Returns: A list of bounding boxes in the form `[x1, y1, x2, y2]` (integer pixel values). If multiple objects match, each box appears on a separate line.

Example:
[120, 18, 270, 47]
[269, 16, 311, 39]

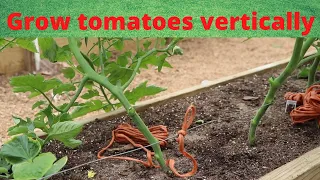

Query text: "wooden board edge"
[259, 146, 320, 180]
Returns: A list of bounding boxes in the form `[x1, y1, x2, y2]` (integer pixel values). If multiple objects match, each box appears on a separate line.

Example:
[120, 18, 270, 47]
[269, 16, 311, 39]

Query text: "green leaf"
[16, 38, 37, 53]
[172, 46, 183, 55]
[0, 155, 11, 174]
[116, 51, 131, 67]
[55, 45, 72, 62]
[89, 53, 100, 67]
[160, 38, 166, 46]
[33, 116, 47, 131]
[113, 39, 124, 51]
[0, 135, 41, 164]
[10, 74, 45, 93]
[84, 80, 94, 90]
[12, 116, 25, 125]
[143, 40, 152, 50]
[7, 117, 35, 136]
[117, 54, 128, 67]
[41, 106, 54, 126]
[43, 156, 68, 179]
[76, 65, 84, 74]
[32, 100, 46, 110]
[0, 167, 8, 174]
[61, 67, 75, 79]
[298, 67, 310, 79]
[157, 53, 169, 72]
[38, 38, 58, 62]
[0, 38, 6, 47]
[29, 78, 62, 98]
[81, 89, 99, 99]
[53, 83, 76, 95]
[10, 74, 62, 98]
[105, 62, 133, 85]
[71, 100, 104, 119]
[60, 138, 82, 148]
[124, 81, 166, 104]
[132, 52, 172, 72]
[8, 126, 28, 136]
[47, 121, 83, 148]
[55, 112, 72, 122]
[12, 152, 56, 180]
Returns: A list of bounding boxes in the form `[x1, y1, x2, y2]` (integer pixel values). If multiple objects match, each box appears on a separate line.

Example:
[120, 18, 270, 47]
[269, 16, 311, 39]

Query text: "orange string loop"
[166, 104, 198, 177]
[97, 104, 198, 178]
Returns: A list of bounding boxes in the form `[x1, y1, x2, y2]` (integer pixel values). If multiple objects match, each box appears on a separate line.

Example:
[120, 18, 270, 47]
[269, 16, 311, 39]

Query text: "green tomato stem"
[62, 76, 88, 112]
[248, 37, 304, 146]
[298, 53, 320, 67]
[300, 38, 317, 59]
[68, 37, 168, 170]
[308, 57, 320, 87]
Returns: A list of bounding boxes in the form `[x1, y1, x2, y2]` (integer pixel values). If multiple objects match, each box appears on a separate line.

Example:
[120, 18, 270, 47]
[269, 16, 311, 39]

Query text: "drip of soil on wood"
[43, 69, 320, 180]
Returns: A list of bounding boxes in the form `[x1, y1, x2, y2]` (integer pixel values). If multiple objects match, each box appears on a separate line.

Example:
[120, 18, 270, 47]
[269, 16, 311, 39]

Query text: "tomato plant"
[0, 37, 183, 179]
[249, 37, 320, 146]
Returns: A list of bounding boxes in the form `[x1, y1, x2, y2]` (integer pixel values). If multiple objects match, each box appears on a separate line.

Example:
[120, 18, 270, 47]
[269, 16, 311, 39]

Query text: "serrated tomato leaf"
[131, 51, 172, 72]
[10, 74, 62, 98]
[32, 100, 46, 110]
[16, 38, 37, 53]
[55, 45, 72, 62]
[71, 100, 104, 119]
[105, 62, 133, 85]
[53, 83, 75, 95]
[113, 39, 124, 51]
[143, 40, 152, 50]
[7, 117, 35, 136]
[124, 81, 166, 104]
[47, 121, 83, 149]
[38, 38, 58, 63]
[61, 67, 75, 79]
[81, 89, 99, 99]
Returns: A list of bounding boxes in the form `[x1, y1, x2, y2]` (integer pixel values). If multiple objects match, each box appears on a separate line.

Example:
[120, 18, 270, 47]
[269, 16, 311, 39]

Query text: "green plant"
[248, 37, 320, 146]
[0, 37, 183, 179]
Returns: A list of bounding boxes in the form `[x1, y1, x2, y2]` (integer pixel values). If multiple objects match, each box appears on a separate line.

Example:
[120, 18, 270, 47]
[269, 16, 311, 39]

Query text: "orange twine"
[284, 85, 320, 124]
[97, 104, 198, 178]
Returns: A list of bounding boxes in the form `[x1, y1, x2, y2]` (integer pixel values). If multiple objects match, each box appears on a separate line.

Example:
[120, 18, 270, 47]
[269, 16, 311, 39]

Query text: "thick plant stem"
[116, 92, 168, 169]
[308, 57, 320, 87]
[300, 38, 316, 59]
[248, 38, 304, 146]
[68, 37, 168, 170]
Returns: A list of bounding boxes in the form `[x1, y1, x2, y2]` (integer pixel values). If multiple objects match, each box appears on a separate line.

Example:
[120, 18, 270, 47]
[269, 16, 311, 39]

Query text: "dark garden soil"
[44, 69, 320, 180]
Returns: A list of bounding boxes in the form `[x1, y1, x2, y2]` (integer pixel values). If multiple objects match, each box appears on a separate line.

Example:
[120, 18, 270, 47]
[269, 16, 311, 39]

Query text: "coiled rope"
[97, 104, 198, 178]
[284, 85, 320, 124]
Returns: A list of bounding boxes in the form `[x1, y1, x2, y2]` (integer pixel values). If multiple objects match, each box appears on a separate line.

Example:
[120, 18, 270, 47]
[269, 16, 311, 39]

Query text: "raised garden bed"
[43, 67, 320, 180]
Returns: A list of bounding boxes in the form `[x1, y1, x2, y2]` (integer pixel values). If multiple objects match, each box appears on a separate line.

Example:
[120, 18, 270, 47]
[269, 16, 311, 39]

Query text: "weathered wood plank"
[259, 146, 320, 180]
[0, 47, 26, 75]
[24, 49, 35, 72]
